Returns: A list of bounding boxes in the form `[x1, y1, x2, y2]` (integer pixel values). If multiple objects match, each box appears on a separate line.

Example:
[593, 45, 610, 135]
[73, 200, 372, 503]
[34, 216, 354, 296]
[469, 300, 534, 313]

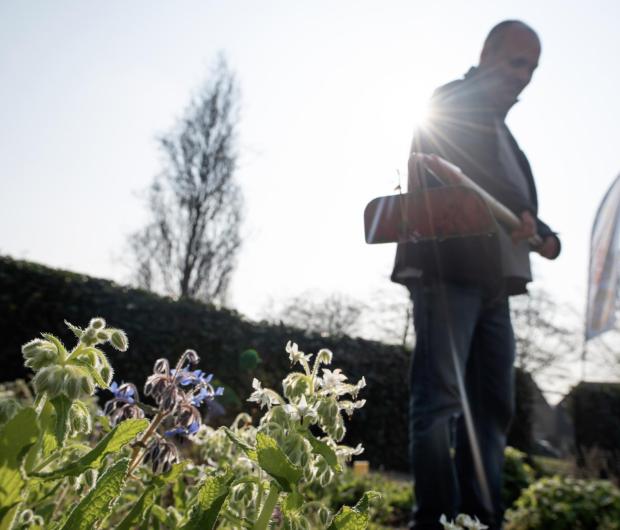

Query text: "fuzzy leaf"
[0, 407, 39, 524]
[41, 333, 68, 357]
[72, 360, 108, 389]
[223, 427, 257, 460]
[50, 395, 72, 445]
[304, 432, 342, 473]
[255, 433, 302, 493]
[34, 418, 148, 479]
[327, 491, 381, 530]
[179, 469, 234, 530]
[59, 457, 129, 530]
[64, 321, 83, 339]
[116, 486, 157, 530]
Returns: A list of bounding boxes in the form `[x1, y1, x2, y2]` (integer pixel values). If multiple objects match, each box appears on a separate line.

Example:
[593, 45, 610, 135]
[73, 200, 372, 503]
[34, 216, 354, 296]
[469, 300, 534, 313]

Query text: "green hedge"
[570, 382, 620, 478]
[0, 256, 410, 470]
[0, 256, 536, 471]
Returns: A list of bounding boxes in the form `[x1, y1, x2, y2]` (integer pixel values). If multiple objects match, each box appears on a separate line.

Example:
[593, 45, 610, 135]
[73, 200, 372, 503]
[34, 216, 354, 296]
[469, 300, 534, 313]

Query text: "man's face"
[479, 26, 541, 110]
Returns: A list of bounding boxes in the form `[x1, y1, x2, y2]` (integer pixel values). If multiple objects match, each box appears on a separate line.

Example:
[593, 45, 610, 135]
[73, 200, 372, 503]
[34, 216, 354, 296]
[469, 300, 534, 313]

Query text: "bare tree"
[129, 57, 242, 304]
[510, 288, 579, 380]
[267, 291, 365, 337]
[265, 288, 413, 346]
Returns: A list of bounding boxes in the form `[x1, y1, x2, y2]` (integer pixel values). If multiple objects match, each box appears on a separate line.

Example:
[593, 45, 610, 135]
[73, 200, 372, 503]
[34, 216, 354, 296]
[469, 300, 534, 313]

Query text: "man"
[391, 21, 561, 529]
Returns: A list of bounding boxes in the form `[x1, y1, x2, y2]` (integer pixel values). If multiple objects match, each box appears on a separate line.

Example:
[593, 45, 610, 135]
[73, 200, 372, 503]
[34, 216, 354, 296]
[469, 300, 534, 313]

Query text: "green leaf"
[327, 491, 381, 530]
[41, 333, 68, 358]
[304, 432, 342, 473]
[255, 433, 302, 493]
[72, 360, 108, 389]
[34, 418, 148, 479]
[116, 486, 157, 530]
[179, 469, 234, 530]
[59, 457, 129, 530]
[64, 321, 83, 340]
[24, 402, 57, 473]
[223, 427, 257, 460]
[0, 407, 39, 525]
[50, 395, 72, 445]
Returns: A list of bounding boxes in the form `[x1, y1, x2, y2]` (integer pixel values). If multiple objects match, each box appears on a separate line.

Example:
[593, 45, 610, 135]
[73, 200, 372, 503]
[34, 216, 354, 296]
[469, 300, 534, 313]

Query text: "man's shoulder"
[431, 75, 486, 112]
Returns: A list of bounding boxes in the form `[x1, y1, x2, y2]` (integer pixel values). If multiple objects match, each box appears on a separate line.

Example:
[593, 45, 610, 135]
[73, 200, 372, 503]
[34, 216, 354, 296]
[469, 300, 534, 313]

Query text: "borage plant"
[0, 319, 378, 529]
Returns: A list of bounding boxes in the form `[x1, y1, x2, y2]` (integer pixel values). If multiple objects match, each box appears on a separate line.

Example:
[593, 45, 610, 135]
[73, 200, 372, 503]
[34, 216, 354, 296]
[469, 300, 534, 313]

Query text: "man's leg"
[455, 296, 515, 529]
[409, 283, 483, 529]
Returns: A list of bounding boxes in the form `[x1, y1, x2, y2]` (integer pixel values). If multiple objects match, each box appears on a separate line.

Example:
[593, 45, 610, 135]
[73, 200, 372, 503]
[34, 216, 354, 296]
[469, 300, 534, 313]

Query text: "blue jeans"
[408, 283, 515, 530]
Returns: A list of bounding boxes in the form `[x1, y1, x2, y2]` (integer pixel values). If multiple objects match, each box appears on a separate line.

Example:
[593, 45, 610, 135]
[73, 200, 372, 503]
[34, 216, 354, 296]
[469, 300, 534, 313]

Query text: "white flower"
[284, 394, 318, 422]
[286, 341, 312, 365]
[320, 368, 348, 392]
[339, 399, 366, 416]
[248, 378, 278, 409]
[439, 515, 462, 530]
[455, 514, 488, 530]
[336, 442, 365, 461]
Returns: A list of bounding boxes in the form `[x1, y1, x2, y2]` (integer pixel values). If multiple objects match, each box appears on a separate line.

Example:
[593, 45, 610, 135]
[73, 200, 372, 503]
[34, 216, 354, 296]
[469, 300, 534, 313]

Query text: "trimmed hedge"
[0, 256, 535, 471]
[570, 381, 620, 478]
[0, 256, 410, 470]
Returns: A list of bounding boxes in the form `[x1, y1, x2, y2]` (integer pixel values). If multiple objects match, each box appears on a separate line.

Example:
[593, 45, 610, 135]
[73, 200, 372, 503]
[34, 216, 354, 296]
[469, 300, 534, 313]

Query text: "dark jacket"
[391, 69, 558, 295]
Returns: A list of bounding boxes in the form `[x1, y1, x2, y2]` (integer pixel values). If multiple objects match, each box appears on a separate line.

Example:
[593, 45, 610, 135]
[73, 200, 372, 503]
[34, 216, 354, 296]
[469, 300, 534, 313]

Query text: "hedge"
[0, 255, 535, 471]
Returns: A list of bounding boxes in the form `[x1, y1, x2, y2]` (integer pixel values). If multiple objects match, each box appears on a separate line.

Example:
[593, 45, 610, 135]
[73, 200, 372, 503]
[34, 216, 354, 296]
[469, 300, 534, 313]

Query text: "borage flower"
[103, 382, 144, 426]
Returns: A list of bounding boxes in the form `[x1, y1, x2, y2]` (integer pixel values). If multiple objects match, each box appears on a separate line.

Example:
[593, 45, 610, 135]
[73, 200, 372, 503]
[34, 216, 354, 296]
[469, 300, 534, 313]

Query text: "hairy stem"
[253, 483, 280, 530]
[128, 411, 166, 474]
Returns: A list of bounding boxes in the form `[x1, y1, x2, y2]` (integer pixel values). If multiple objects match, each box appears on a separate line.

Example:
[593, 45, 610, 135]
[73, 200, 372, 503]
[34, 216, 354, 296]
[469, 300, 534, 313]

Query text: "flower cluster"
[103, 382, 145, 426]
[21, 318, 125, 401]
[102, 348, 224, 475]
[248, 341, 366, 488]
[144, 350, 224, 437]
[440, 514, 488, 530]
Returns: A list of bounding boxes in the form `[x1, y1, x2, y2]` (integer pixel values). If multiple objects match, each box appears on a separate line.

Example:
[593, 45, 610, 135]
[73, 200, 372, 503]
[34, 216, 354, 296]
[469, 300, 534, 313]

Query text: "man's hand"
[511, 211, 536, 243]
[537, 235, 560, 260]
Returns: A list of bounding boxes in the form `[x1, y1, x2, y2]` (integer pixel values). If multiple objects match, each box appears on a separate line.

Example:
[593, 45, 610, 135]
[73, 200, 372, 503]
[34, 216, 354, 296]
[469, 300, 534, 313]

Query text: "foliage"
[309, 470, 413, 528]
[505, 476, 620, 530]
[0, 256, 410, 471]
[502, 447, 536, 509]
[128, 55, 242, 305]
[569, 381, 620, 479]
[0, 318, 377, 529]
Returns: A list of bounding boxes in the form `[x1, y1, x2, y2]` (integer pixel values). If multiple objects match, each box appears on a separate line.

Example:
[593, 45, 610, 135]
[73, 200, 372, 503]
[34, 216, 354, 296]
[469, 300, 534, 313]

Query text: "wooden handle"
[409, 153, 543, 247]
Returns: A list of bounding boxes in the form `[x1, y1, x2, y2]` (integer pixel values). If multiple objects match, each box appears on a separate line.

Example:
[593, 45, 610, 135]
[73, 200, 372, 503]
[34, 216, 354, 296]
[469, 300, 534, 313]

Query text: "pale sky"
[1, 1, 619, 394]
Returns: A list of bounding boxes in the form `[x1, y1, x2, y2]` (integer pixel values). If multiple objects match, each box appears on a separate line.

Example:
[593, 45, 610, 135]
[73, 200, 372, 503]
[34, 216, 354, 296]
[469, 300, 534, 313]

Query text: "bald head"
[477, 20, 541, 111]
[481, 20, 539, 58]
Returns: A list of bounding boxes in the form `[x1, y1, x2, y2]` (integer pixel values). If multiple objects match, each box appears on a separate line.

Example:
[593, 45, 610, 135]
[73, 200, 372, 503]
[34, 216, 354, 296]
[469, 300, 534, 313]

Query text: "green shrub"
[505, 476, 620, 530]
[309, 469, 412, 528]
[502, 447, 536, 509]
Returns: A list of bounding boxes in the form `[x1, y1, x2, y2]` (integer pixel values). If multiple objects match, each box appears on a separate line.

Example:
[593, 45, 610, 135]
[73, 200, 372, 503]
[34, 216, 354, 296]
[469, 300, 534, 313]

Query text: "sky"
[1, 1, 619, 395]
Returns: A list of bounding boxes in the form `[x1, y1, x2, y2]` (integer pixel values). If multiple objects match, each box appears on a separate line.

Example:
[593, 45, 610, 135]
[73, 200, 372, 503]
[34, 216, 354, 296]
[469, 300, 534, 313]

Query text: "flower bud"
[69, 402, 92, 434]
[22, 339, 57, 370]
[81, 327, 97, 345]
[318, 507, 330, 527]
[184, 349, 200, 365]
[80, 375, 96, 396]
[89, 318, 106, 330]
[109, 329, 128, 352]
[33, 365, 65, 398]
[96, 330, 110, 342]
[315, 348, 333, 366]
[100, 364, 113, 386]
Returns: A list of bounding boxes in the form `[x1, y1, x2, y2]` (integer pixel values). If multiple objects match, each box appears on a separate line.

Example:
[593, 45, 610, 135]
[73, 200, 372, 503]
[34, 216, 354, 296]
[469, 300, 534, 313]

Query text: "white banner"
[586, 174, 620, 340]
